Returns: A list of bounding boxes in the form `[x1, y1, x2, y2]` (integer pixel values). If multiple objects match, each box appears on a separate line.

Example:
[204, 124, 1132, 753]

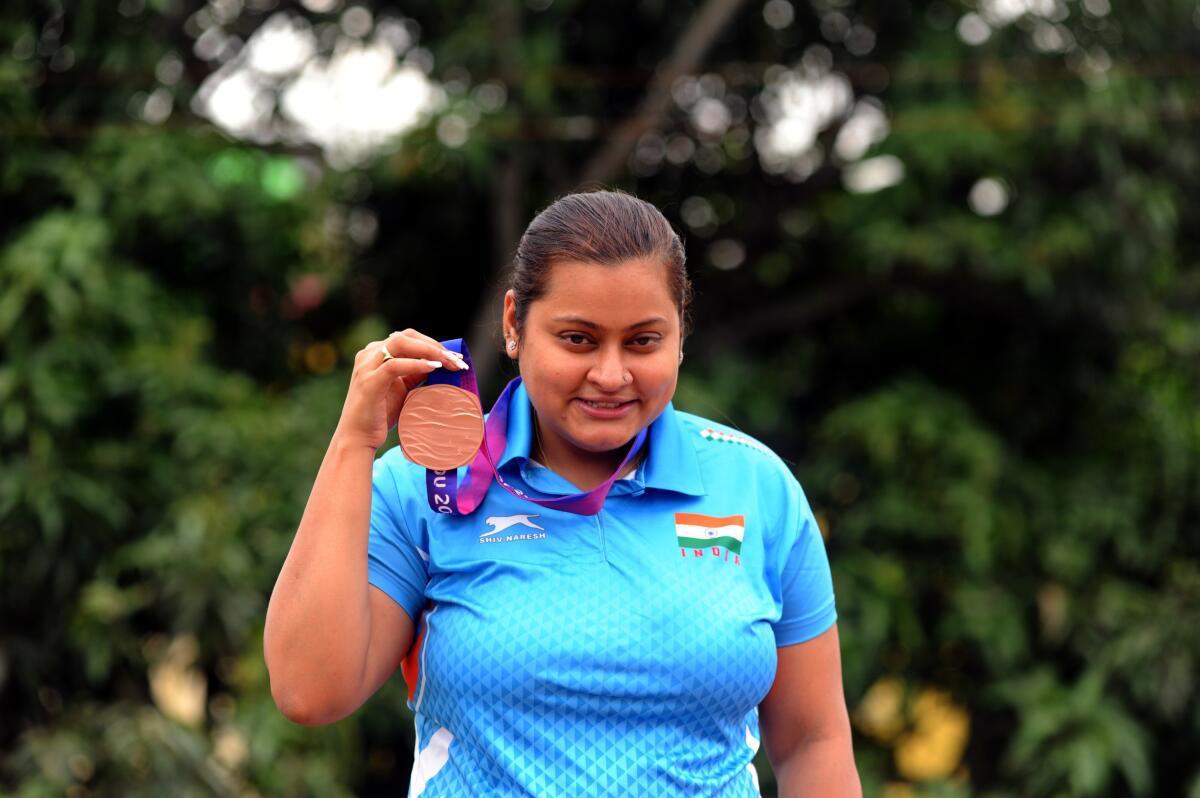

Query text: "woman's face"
[503, 257, 682, 464]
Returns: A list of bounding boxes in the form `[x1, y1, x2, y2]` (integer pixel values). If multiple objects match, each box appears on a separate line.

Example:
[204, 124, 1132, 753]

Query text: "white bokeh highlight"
[834, 98, 889, 162]
[843, 155, 905, 194]
[968, 177, 1010, 216]
[193, 10, 443, 166]
[753, 59, 854, 181]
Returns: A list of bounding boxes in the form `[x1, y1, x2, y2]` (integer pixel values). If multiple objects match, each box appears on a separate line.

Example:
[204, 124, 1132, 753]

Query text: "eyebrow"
[550, 314, 669, 331]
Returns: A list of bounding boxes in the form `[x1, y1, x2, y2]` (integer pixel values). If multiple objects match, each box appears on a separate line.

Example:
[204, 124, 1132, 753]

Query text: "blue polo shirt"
[368, 382, 836, 798]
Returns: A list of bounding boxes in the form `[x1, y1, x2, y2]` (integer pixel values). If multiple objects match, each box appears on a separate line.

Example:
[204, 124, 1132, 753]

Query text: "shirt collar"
[642, 402, 706, 496]
[494, 380, 706, 497]
[495, 380, 535, 469]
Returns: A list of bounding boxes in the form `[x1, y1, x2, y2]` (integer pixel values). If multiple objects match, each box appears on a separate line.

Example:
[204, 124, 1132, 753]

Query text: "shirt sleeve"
[367, 450, 430, 623]
[770, 477, 838, 647]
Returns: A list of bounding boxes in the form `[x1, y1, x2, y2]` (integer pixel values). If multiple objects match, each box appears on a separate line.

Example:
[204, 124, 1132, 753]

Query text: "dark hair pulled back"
[510, 190, 692, 339]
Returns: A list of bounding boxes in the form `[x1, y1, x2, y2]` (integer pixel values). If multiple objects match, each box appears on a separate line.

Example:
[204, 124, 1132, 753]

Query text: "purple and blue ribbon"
[422, 339, 647, 517]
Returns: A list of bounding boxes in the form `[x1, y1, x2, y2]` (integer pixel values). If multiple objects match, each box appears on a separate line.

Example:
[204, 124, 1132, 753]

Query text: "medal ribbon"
[421, 339, 647, 516]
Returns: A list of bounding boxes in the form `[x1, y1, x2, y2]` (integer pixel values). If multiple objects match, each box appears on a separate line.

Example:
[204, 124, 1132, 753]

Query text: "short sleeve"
[367, 452, 429, 623]
[770, 478, 837, 647]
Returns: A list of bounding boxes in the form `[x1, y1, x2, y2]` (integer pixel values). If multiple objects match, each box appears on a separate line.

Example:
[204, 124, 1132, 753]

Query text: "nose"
[587, 344, 630, 393]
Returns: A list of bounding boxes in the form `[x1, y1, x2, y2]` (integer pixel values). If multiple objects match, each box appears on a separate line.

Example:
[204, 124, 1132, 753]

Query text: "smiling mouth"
[579, 399, 635, 409]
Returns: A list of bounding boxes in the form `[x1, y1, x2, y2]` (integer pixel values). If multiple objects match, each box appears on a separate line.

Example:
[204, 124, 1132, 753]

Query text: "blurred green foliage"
[2, 0, 1198, 796]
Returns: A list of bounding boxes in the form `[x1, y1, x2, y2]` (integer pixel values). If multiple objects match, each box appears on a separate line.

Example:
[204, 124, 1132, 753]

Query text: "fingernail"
[424, 360, 443, 368]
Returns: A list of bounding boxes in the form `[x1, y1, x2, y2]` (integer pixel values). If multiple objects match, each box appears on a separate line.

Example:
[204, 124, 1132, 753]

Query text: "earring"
[678, 350, 684, 363]
[507, 340, 517, 352]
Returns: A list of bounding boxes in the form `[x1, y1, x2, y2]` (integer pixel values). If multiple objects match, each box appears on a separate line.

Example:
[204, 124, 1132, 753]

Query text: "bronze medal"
[397, 384, 485, 471]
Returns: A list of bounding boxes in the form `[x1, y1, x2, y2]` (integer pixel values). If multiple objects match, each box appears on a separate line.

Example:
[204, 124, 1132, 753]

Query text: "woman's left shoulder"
[671, 411, 815, 555]
[673, 410, 799, 489]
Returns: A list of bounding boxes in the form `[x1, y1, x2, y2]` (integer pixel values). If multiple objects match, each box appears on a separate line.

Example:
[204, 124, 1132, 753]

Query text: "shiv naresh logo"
[479, 514, 547, 544]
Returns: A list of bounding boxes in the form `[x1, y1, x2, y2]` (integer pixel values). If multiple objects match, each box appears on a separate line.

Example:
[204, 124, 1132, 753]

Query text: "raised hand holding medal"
[332, 329, 470, 453]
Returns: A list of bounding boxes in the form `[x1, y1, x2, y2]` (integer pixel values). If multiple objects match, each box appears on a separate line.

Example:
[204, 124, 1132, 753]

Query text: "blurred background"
[2, 0, 1198, 795]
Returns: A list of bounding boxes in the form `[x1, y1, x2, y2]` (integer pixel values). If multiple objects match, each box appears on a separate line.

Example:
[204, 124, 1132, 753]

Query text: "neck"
[532, 418, 639, 492]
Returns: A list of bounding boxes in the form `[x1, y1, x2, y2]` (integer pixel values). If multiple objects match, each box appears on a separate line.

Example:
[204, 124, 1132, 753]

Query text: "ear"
[502, 290, 519, 358]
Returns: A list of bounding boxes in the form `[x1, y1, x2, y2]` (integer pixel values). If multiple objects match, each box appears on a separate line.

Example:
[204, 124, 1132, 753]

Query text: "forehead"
[532, 258, 677, 326]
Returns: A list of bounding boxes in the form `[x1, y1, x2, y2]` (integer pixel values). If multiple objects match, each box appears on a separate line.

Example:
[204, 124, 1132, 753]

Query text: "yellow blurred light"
[854, 675, 906, 743]
[148, 634, 207, 727]
[305, 342, 338, 374]
[213, 724, 250, 770]
[894, 687, 970, 781]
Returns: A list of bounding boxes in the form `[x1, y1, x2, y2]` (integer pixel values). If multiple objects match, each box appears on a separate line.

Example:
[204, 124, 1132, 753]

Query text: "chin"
[570, 425, 639, 454]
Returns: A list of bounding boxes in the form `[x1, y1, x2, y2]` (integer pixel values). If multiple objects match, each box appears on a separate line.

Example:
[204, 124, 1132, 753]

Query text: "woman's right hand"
[333, 329, 469, 451]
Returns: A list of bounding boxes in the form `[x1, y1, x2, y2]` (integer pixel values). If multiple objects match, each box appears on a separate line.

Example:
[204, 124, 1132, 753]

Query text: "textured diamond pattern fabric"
[368, 391, 837, 797]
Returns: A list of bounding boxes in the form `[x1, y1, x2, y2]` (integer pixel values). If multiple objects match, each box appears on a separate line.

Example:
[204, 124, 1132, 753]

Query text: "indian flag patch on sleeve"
[675, 513, 745, 554]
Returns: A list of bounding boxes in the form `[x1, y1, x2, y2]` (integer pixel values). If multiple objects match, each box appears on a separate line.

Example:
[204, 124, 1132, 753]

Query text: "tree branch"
[575, 0, 751, 188]
[468, 154, 524, 390]
[468, 0, 525, 391]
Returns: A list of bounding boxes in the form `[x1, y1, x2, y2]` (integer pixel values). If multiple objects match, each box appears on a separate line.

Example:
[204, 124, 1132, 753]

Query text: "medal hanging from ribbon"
[396, 339, 647, 517]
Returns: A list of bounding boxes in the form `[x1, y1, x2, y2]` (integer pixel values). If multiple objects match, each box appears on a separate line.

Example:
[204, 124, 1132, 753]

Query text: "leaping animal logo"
[480, 514, 544, 539]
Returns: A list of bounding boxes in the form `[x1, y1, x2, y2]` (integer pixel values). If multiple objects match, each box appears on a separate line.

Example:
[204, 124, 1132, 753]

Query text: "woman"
[264, 191, 861, 797]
